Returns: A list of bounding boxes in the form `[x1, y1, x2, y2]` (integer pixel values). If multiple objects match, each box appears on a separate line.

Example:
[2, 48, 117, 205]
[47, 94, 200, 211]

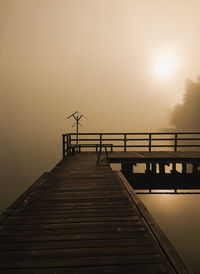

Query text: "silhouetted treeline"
[170, 77, 200, 130]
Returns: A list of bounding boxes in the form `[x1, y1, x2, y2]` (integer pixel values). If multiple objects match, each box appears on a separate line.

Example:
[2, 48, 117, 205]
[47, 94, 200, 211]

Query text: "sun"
[152, 50, 179, 79]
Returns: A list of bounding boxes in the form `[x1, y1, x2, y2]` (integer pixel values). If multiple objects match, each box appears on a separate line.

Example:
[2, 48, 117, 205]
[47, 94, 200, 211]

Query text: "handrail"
[62, 132, 200, 158]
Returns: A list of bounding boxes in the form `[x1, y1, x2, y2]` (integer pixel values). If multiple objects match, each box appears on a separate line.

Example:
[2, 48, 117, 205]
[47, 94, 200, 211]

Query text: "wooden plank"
[0, 238, 154, 251]
[4, 216, 141, 225]
[0, 225, 146, 235]
[0, 254, 163, 268]
[8, 211, 137, 219]
[0, 245, 159, 257]
[108, 151, 200, 164]
[0, 263, 169, 274]
[15, 203, 132, 210]
[0, 220, 143, 231]
[13, 208, 135, 215]
[1, 265, 169, 274]
[26, 194, 128, 200]
[16, 202, 132, 210]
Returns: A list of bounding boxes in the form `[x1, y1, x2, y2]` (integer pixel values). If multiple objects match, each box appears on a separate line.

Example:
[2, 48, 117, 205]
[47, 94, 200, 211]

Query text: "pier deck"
[107, 151, 200, 164]
[0, 152, 191, 273]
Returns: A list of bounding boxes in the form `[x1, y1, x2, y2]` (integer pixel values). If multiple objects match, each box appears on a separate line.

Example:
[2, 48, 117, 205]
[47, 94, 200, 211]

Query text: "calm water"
[139, 194, 200, 274]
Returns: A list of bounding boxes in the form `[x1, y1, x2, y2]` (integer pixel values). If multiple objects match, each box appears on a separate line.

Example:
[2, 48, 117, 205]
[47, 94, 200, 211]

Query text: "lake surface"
[139, 194, 200, 274]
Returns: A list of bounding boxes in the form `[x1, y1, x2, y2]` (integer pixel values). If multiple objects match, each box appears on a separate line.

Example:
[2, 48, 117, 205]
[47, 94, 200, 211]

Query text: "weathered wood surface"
[108, 151, 200, 163]
[0, 152, 192, 273]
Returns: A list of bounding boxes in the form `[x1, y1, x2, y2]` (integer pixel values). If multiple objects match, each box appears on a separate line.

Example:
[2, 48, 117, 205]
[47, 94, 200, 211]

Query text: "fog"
[1, 0, 200, 211]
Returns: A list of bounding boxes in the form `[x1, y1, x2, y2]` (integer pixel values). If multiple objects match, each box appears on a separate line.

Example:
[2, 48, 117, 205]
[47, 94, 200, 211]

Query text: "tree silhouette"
[170, 77, 200, 130]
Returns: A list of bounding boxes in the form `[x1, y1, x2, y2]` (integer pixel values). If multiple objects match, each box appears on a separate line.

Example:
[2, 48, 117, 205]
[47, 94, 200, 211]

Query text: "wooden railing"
[62, 132, 200, 158]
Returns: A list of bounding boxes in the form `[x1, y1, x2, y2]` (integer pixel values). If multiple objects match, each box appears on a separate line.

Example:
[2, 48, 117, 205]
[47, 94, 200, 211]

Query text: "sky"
[1, 0, 200, 210]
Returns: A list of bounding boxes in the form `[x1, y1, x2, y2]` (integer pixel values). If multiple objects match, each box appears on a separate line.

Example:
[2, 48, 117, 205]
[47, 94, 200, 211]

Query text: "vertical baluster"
[69, 134, 72, 154]
[66, 135, 69, 155]
[174, 133, 178, 152]
[149, 133, 152, 152]
[192, 163, 198, 174]
[100, 133, 102, 149]
[182, 163, 187, 174]
[145, 163, 151, 173]
[124, 134, 127, 152]
[171, 162, 176, 173]
[62, 134, 66, 158]
[111, 144, 113, 152]
[152, 163, 157, 173]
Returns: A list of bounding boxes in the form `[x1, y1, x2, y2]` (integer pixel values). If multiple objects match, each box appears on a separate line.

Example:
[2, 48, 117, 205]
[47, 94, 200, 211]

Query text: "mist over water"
[0, 0, 171, 212]
[1, 1, 200, 272]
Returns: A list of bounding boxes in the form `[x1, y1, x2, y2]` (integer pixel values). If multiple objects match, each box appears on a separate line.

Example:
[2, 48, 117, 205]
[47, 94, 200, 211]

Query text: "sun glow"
[152, 50, 179, 79]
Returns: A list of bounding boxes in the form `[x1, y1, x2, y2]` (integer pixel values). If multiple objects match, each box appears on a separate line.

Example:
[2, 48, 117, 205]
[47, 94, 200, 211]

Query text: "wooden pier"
[1, 131, 198, 273]
[63, 132, 200, 191]
[0, 152, 192, 273]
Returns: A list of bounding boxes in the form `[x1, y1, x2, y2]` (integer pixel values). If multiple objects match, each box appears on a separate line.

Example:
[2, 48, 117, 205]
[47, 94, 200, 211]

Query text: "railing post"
[149, 133, 152, 152]
[69, 134, 72, 154]
[174, 133, 178, 152]
[124, 134, 127, 152]
[66, 135, 68, 155]
[99, 134, 102, 151]
[192, 163, 198, 174]
[182, 163, 187, 174]
[62, 134, 66, 158]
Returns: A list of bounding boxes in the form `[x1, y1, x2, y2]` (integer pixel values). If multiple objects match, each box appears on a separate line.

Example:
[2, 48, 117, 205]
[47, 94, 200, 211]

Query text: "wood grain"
[0, 153, 191, 273]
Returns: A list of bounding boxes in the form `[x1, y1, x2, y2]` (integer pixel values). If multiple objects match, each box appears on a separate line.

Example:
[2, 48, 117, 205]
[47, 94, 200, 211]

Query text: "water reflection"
[111, 163, 200, 273]
[139, 194, 200, 274]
